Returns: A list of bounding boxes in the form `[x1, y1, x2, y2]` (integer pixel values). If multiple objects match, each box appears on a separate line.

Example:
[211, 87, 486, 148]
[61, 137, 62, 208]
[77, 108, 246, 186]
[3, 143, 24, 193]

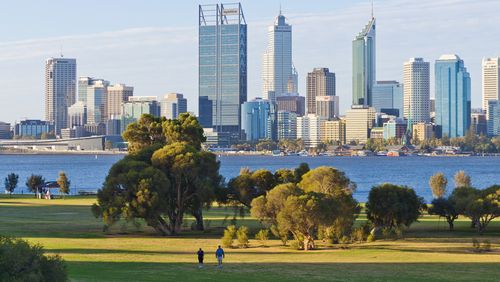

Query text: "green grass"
[0, 195, 499, 281]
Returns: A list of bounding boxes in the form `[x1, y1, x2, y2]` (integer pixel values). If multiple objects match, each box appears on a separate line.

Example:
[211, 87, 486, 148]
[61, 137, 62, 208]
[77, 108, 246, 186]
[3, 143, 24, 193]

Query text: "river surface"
[1, 154, 499, 202]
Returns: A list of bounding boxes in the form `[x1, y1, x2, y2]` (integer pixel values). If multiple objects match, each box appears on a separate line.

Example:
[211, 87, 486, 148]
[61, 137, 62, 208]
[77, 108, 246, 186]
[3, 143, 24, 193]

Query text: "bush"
[0, 237, 68, 282]
[367, 233, 376, 242]
[290, 240, 303, 250]
[221, 225, 237, 248]
[481, 240, 491, 252]
[351, 227, 368, 242]
[255, 229, 269, 247]
[236, 226, 250, 248]
[270, 225, 288, 246]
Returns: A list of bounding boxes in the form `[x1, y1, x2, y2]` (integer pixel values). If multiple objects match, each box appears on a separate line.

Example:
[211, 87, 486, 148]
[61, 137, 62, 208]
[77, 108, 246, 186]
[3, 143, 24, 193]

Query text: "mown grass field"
[0, 195, 499, 281]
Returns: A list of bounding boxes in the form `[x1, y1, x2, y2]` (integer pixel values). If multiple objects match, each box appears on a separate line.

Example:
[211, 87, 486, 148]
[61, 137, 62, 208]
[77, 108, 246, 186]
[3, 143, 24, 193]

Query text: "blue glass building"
[199, 3, 247, 137]
[435, 54, 471, 138]
[241, 98, 275, 141]
[352, 17, 376, 106]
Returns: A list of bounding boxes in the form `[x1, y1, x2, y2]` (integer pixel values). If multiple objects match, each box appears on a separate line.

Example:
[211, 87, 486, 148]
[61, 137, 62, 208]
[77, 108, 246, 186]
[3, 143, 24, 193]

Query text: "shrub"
[351, 227, 368, 242]
[367, 233, 376, 242]
[481, 240, 491, 252]
[255, 229, 269, 247]
[0, 237, 68, 282]
[236, 226, 250, 248]
[290, 240, 302, 250]
[270, 225, 288, 246]
[222, 225, 237, 248]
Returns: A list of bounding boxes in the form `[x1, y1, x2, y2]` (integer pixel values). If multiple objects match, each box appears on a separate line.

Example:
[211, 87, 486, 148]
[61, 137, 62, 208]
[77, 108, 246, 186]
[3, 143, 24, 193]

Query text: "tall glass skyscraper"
[352, 17, 376, 106]
[262, 10, 297, 102]
[435, 54, 471, 138]
[198, 3, 247, 136]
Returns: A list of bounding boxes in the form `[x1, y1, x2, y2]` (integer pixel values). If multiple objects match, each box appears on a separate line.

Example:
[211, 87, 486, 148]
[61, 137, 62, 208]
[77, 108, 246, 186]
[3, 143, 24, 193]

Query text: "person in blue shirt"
[215, 245, 225, 269]
[197, 248, 204, 268]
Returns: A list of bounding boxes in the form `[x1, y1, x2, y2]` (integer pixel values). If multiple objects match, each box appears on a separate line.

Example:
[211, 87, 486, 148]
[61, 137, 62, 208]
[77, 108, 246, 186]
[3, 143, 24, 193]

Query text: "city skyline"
[1, 0, 500, 124]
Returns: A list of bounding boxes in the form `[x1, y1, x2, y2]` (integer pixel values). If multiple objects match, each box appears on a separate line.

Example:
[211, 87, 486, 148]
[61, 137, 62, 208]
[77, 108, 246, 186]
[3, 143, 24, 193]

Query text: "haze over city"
[1, 0, 499, 124]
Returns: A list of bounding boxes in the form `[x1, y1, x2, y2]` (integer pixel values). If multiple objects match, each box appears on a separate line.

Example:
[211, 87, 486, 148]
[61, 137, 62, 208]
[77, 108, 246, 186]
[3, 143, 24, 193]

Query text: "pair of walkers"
[197, 246, 225, 269]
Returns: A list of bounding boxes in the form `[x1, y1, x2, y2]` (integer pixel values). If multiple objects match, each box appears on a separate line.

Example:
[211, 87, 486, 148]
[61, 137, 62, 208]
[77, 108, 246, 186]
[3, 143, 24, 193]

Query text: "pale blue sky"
[0, 0, 499, 124]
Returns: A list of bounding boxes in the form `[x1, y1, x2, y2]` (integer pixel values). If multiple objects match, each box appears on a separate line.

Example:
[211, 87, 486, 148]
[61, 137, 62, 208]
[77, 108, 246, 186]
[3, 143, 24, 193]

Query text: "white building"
[107, 84, 134, 119]
[262, 11, 297, 102]
[297, 114, 325, 148]
[482, 57, 500, 117]
[45, 57, 77, 134]
[161, 93, 188, 119]
[85, 79, 110, 124]
[67, 101, 87, 128]
[403, 58, 430, 123]
[315, 96, 339, 120]
[345, 106, 376, 144]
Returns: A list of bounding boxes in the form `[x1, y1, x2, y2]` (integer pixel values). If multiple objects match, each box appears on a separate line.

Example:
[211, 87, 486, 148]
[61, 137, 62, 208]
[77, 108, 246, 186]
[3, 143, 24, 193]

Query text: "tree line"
[4, 172, 70, 198]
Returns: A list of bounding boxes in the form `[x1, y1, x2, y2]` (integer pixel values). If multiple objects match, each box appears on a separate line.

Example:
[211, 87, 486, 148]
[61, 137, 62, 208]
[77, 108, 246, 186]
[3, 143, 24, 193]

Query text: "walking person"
[197, 248, 204, 269]
[215, 245, 225, 269]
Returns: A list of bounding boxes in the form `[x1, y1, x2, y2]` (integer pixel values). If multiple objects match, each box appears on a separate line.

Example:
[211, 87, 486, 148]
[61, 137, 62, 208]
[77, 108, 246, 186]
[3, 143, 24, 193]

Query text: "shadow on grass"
[66, 261, 500, 282]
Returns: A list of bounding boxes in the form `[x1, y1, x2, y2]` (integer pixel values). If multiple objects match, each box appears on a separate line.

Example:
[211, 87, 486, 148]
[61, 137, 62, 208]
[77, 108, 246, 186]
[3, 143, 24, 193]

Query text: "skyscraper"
[352, 16, 376, 106]
[198, 3, 247, 137]
[121, 96, 161, 132]
[45, 57, 76, 135]
[277, 111, 297, 140]
[372, 81, 404, 116]
[107, 84, 134, 119]
[435, 54, 471, 138]
[85, 79, 110, 124]
[276, 93, 305, 116]
[306, 68, 336, 114]
[262, 9, 296, 102]
[482, 57, 500, 117]
[488, 100, 500, 136]
[315, 96, 339, 120]
[403, 58, 430, 123]
[161, 93, 187, 119]
[241, 98, 274, 141]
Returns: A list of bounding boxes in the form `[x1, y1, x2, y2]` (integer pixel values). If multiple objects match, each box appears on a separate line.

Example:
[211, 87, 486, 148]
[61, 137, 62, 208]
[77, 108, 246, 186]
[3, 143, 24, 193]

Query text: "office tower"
[241, 98, 274, 141]
[320, 119, 345, 144]
[45, 57, 76, 134]
[14, 120, 54, 138]
[383, 117, 407, 140]
[78, 77, 96, 104]
[67, 101, 87, 128]
[471, 110, 487, 135]
[403, 58, 430, 123]
[0, 122, 11, 139]
[198, 3, 247, 136]
[372, 81, 403, 117]
[84, 123, 106, 136]
[108, 84, 134, 119]
[412, 122, 434, 141]
[297, 114, 325, 148]
[435, 54, 471, 138]
[277, 111, 297, 140]
[487, 100, 500, 136]
[482, 57, 500, 117]
[106, 118, 122, 136]
[345, 106, 376, 144]
[352, 16, 376, 106]
[121, 96, 161, 132]
[276, 93, 305, 116]
[262, 9, 296, 102]
[315, 96, 339, 120]
[161, 93, 188, 119]
[307, 68, 336, 114]
[85, 79, 110, 124]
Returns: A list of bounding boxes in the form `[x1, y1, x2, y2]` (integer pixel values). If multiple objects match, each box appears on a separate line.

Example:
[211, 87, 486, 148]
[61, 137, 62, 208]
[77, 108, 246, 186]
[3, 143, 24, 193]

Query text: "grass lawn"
[0, 195, 499, 281]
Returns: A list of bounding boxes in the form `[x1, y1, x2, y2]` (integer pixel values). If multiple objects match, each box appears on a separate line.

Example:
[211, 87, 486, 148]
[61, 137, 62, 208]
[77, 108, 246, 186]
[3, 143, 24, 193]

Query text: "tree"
[228, 168, 276, 208]
[454, 170, 471, 188]
[57, 171, 70, 198]
[255, 140, 277, 151]
[122, 114, 166, 153]
[294, 162, 310, 183]
[429, 172, 448, 198]
[4, 173, 18, 196]
[428, 197, 459, 231]
[26, 174, 45, 199]
[163, 113, 206, 150]
[451, 186, 499, 233]
[274, 169, 296, 184]
[366, 184, 424, 231]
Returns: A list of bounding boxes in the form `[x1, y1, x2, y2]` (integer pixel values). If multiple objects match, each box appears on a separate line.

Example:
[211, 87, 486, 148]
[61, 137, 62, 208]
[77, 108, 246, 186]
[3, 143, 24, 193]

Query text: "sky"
[0, 0, 499, 124]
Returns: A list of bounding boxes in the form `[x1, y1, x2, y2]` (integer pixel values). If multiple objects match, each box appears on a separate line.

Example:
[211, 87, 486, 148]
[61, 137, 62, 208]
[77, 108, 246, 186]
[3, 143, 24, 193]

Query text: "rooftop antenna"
[371, 0, 374, 18]
[60, 44, 64, 58]
[279, 3, 282, 15]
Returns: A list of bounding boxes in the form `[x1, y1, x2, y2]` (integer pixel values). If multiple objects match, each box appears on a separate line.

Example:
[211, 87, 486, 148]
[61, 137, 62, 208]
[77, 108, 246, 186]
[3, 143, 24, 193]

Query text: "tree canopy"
[4, 173, 18, 195]
[429, 172, 447, 199]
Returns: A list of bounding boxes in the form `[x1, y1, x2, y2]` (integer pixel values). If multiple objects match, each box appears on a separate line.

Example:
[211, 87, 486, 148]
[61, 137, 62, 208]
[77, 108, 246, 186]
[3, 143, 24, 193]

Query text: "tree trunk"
[446, 217, 454, 231]
[303, 235, 315, 251]
[192, 208, 204, 231]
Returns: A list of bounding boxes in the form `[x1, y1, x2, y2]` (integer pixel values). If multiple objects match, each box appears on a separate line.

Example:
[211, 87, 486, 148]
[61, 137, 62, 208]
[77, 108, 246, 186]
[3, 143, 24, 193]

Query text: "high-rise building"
[121, 96, 161, 132]
[67, 101, 87, 128]
[320, 119, 345, 144]
[0, 122, 11, 139]
[161, 93, 188, 119]
[277, 111, 297, 140]
[315, 96, 339, 120]
[198, 3, 247, 137]
[262, 10, 296, 102]
[372, 81, 403, 116]
[345, 106, 376, 144]
[14, 120, 54, 138]
[85, 79, 110, 124]
[471, 110, 487, 136]
[482, 57, 500, 117]
[487, 100, 500, 136]
[383, 117, 407, 140]
[297, 114, 325, 148]
[107, 84, 134, 119]
[403, 58, 430, 124]
[307, 68, 336, 114]
[45, 57, 76, 134]
[241, 98, 274, 141]
[412, 122, 434, 141]
[276, 93, 305, 116]
[352, 17, 376, 106]
[435, 54, 471, 138]
[78, 77, 99, 104]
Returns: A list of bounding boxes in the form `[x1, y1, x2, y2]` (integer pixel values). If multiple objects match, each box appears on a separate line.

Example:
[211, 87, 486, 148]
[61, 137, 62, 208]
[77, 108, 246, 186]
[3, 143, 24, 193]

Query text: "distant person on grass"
[197, 248, 204, 268]
[215, 245, 225, 269]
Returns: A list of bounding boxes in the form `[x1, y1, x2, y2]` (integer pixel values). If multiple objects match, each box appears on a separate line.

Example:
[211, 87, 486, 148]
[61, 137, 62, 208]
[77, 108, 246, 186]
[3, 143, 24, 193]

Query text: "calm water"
[1, 154, 499, 202]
